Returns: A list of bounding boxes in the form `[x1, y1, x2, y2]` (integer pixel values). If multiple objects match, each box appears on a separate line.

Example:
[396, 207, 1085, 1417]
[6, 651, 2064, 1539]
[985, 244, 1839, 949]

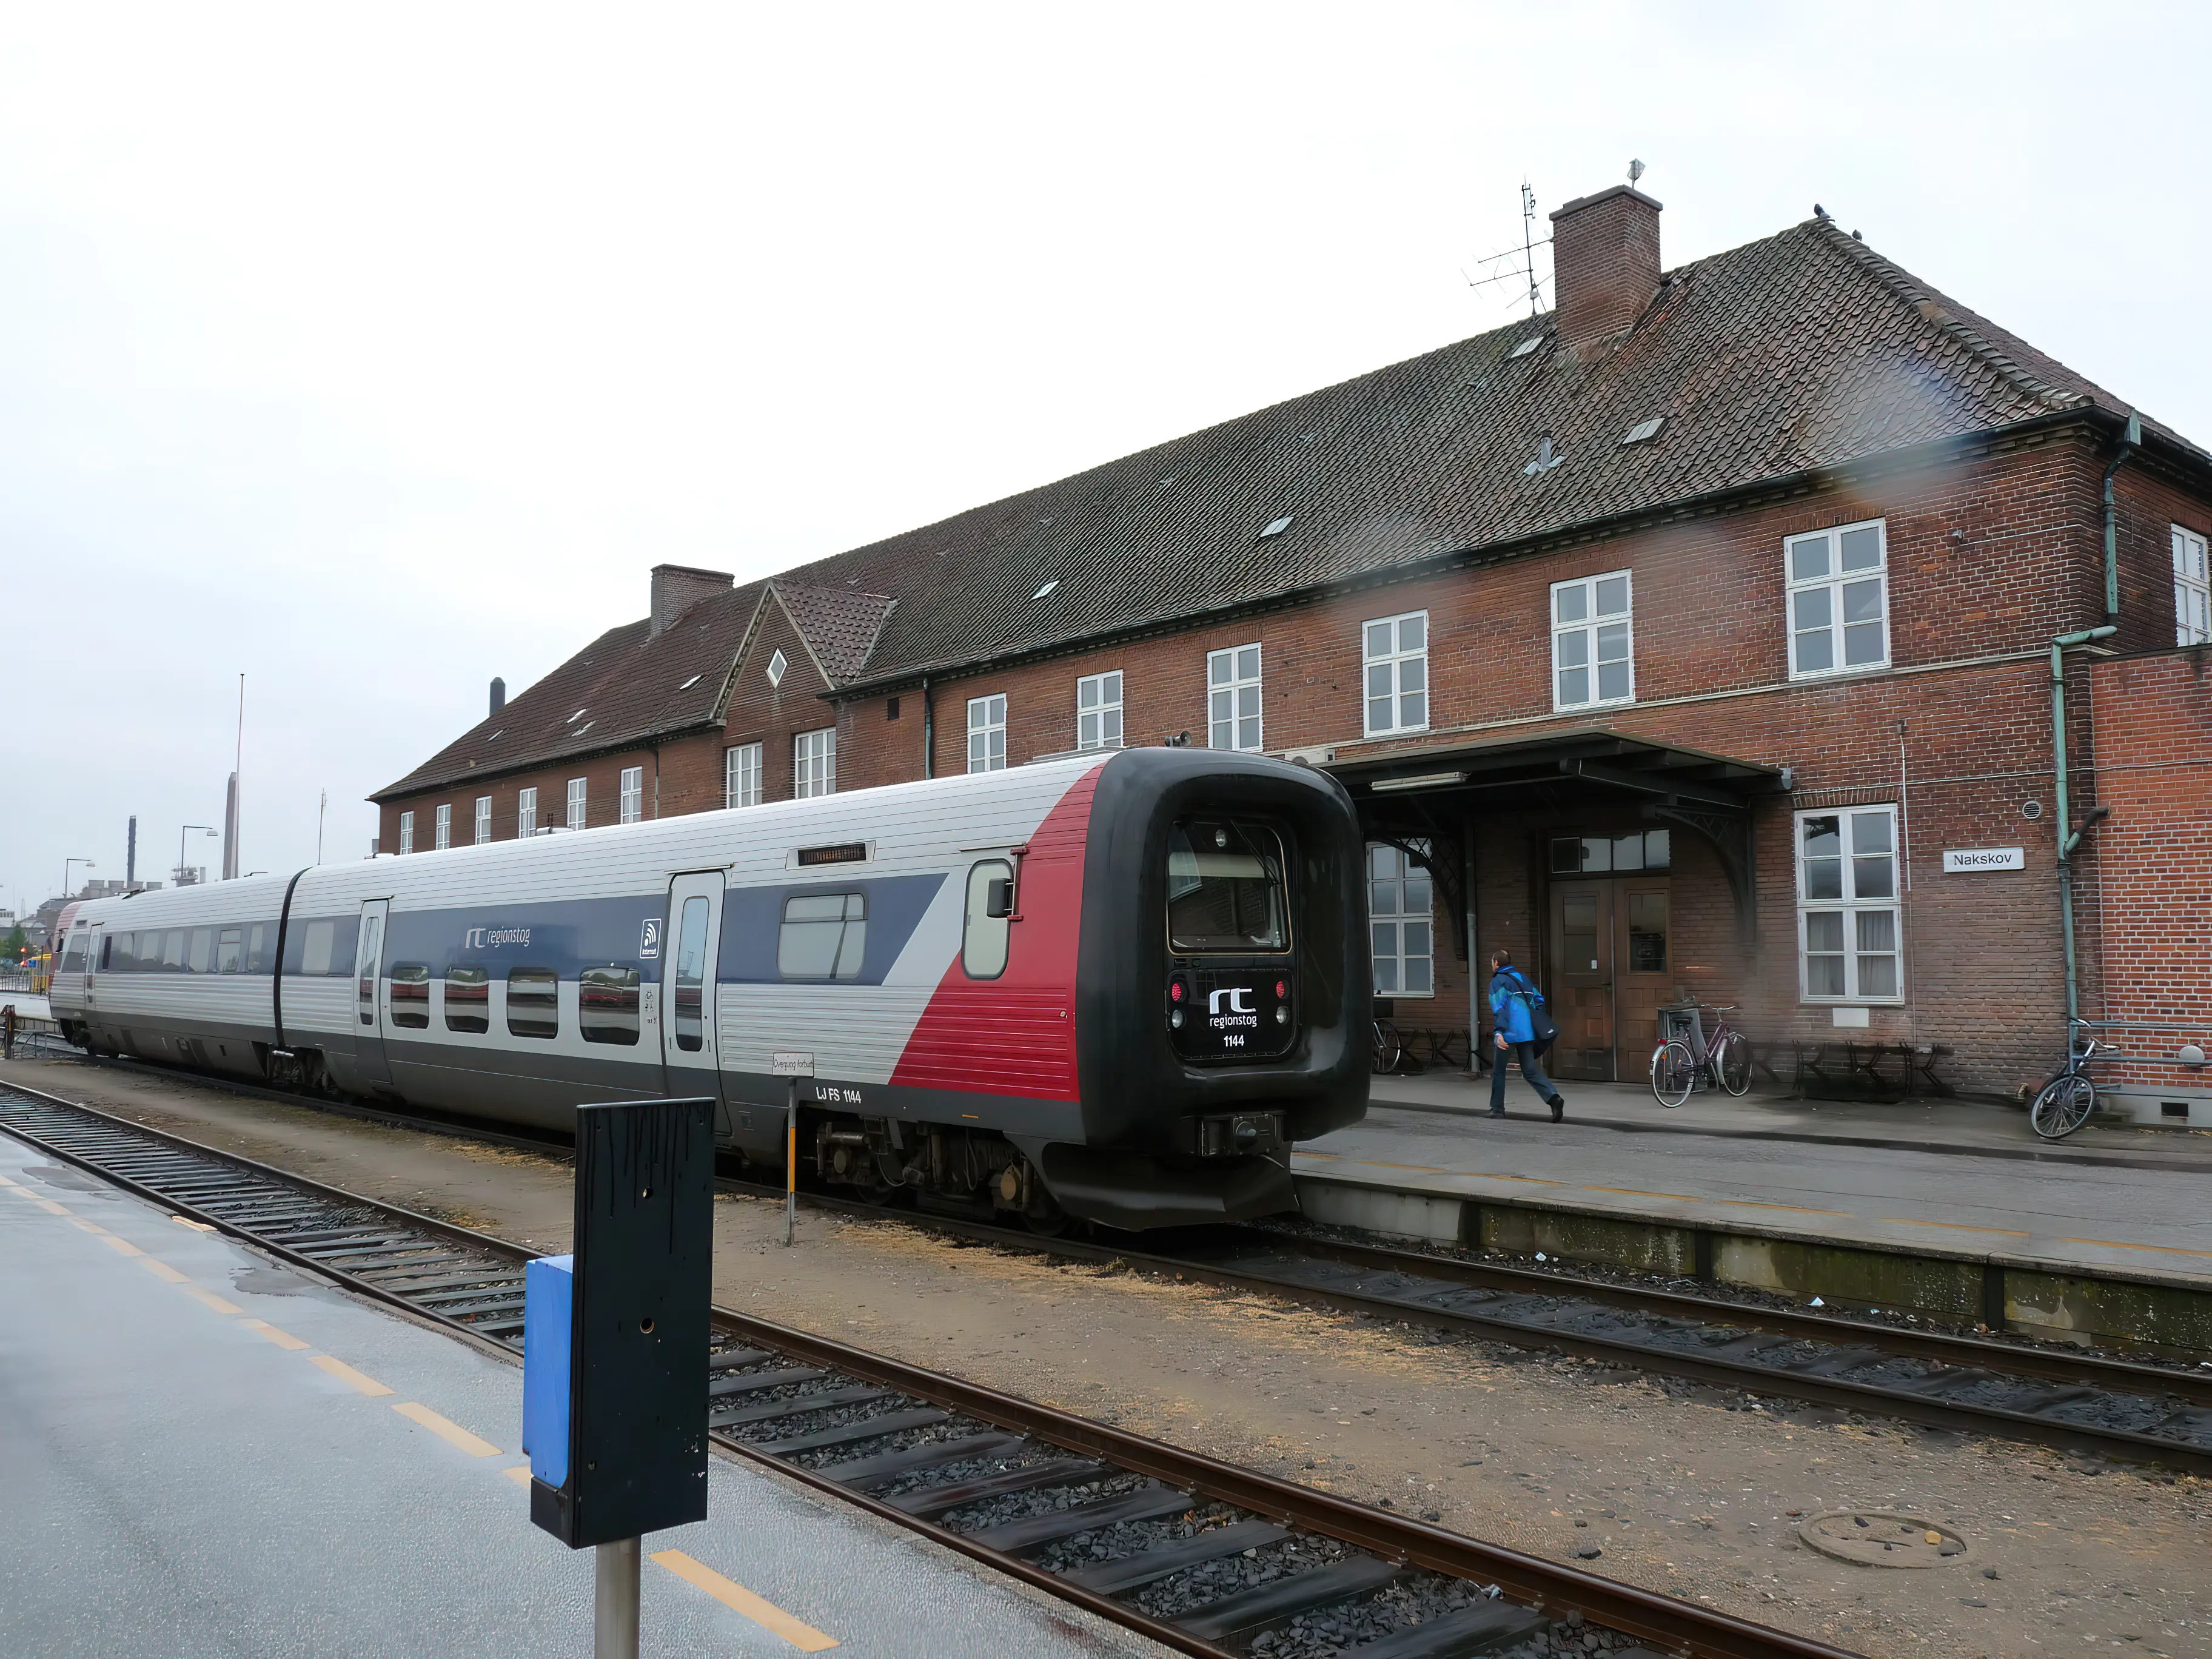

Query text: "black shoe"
[1488, 1109, 1506, 1119]
[1550, 1096, 1565, 1122]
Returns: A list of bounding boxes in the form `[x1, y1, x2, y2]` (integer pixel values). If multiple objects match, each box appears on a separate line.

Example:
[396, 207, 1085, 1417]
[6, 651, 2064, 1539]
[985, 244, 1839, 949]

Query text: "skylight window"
[679, 674, 702, 690]
[766, 649, 788, 687]
[569, 708, 586, 723]
[1510, 337, 1543, 358]
[1034, 580, 1060, 600]
[1620, 417, 1666, 446]
[572, 721, 593, 738]
[1259, 515, 1295, 538]
[486, 731, 503, 742]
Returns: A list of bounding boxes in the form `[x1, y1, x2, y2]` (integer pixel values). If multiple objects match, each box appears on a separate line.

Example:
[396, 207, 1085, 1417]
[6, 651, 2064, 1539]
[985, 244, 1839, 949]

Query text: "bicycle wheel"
[1372, 1020, 1403, 1075]
[2030, 1073, 2096, 1141]
[1714, 1031, 1754, 1097]
[1649, 1039, 1697, 1108]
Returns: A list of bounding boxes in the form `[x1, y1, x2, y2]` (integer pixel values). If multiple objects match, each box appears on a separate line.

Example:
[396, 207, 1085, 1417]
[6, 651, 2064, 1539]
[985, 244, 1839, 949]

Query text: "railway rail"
[21, 1050, 2212, 1480]
[0, 1078, 1854, 1659]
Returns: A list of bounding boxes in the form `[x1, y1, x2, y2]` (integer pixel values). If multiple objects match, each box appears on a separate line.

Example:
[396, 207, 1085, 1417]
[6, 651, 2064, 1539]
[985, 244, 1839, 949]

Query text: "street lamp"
[179, 825, 216, 885]
[64, 857, 95, 898]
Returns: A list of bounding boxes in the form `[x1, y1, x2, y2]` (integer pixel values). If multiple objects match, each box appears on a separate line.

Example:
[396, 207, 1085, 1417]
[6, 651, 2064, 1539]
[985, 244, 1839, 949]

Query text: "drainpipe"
[920, 677, 935, 780]
[2102, 411, 2140, 619]
[2052, 625, 2117, 1025]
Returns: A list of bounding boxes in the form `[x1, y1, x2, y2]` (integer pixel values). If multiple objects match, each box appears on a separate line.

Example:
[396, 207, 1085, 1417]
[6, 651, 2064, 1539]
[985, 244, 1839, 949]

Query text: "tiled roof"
[374, 581, 766, 800]
[379, 215, 2196, 801]
[769, 581, 896, 685]
[799, 218, 2185, 688]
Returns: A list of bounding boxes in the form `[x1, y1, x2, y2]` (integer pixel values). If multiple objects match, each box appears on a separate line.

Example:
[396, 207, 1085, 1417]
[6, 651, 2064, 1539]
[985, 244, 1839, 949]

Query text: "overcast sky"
[5, 2, 2206, 918]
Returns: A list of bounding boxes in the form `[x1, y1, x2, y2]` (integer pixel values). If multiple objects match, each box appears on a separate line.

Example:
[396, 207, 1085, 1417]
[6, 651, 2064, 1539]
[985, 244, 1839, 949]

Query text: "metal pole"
[594, 1536, 640, 1659]
[784, 1079, 797, 1247]
[2050, 626, 2117, 1029]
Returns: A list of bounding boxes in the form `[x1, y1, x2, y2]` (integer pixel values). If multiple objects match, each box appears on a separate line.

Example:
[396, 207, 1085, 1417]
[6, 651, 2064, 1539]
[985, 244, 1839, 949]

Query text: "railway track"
[0, 1078, 1853, 1659]
[22, 1050, 2212, 1478]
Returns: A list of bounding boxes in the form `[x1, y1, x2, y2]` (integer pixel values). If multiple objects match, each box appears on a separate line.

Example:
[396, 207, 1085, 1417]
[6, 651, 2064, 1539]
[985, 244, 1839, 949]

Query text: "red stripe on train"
[889, 765, 1102, 1101]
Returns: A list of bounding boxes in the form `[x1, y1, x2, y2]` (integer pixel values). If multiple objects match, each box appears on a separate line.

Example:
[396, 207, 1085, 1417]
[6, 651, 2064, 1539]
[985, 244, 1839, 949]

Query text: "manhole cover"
[1797, 1510, 1966, 1567]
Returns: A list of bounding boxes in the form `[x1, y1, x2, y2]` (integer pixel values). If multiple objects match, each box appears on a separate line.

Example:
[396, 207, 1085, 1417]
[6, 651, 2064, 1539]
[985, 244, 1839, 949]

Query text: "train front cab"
[1032, 749, 1370, 1230]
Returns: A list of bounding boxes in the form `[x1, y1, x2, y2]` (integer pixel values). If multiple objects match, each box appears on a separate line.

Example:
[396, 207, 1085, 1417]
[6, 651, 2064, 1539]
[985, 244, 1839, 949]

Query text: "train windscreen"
[1167, 821, 1288, 953]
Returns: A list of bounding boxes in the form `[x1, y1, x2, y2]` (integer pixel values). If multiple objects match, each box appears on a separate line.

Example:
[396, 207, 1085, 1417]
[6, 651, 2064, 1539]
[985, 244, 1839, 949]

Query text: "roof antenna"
[1628, 158, 1646, 186]
[1520, 181, 1541, 318]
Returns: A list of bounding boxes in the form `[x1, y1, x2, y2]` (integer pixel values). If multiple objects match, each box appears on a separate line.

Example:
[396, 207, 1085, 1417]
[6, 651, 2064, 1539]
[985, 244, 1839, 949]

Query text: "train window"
[446, 967, 490, 1033]
[163, 930, 188, 971]
[99, 936, 115, 971]
[777, 893, 866, 981]
[59, 933, 87, 974]
[215, 928, 243, 973]
[508, 968, 559, 1039]
[962, 861, 1013, 980]
[389, 964, 431, 1028]
[187, 928, 213, 973]
[581, 966, 642, 1046]
[115, 934, 135, 970]
[355, 917, 383, 1027]
[301, 919, 338, 976]
[246, 923, 269, 973]
[672, 897, 710, 1051]
[1167, 821, 1289, 953]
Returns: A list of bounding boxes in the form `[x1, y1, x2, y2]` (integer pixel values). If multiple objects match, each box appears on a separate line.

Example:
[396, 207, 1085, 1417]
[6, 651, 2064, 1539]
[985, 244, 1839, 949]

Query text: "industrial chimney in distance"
[491, 677, 506, 717]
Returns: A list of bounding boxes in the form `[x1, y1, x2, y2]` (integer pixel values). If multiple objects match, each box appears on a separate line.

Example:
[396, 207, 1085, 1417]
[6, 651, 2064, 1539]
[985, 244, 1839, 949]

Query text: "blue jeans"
[1489, 1040, 1558, 1113]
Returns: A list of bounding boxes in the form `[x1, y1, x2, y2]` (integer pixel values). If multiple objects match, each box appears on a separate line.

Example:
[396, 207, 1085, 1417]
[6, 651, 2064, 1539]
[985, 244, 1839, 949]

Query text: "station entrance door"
[1547, 877, 1670, 1082]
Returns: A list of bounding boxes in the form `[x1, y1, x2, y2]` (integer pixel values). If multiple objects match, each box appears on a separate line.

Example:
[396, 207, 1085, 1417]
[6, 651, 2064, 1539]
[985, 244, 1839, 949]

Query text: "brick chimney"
[649, 563, 735, 637]
[1548, 184, 1663, 352]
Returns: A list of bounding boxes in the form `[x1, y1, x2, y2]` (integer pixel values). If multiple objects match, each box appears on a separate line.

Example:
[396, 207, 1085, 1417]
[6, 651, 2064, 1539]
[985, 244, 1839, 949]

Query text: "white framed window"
[1362, 611, 1429, 737]
[619, 765, 643, 824]
[517, 787, 537, 837]
[474, 796, 491, 845]
[725, 742, 762, 808]
[1207, 643, 1263, 751]
[2175, 524, 2211, 646]
[967, 694, 1007, 773]
[794, 727, 837, 798]
[566, 777, 587, 830]
[1795, 805, 1902, 1003]
[1367, 842, 1433, 996]
[1076, 672, 1122, 750]
[398, 811, 414, 855]
[434, 803, 451, 850]
[1552, 570, 1634, 709]
[1786, 518, 1888, 679]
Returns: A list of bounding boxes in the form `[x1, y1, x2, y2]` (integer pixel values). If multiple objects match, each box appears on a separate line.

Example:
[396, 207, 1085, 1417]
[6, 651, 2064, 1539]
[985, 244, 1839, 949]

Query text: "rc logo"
[638, 917, 662, 960]
[1207, 987, 1254, 1016]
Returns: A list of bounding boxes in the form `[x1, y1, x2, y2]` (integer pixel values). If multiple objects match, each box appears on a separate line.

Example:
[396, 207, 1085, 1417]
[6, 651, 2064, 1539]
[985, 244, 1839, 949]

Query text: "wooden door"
[1547, 882, 1615, 1080]
[1613, 879, 1671, 1082]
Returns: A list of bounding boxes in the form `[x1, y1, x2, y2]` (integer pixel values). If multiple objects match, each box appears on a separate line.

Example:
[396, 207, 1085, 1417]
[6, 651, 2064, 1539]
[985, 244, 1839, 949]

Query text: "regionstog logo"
[463, 925, 532, 950]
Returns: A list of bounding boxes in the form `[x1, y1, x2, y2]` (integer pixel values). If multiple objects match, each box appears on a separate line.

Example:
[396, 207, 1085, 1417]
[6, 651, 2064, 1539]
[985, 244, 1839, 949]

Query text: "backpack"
[1500, 968, 1560, 1053]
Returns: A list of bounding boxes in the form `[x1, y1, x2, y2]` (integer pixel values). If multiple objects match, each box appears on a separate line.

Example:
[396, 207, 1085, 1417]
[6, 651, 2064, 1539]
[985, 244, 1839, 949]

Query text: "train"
[47, 749, 1369, 1229]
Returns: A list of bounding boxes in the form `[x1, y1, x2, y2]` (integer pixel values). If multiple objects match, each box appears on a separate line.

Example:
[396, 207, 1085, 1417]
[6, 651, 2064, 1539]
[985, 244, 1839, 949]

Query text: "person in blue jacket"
[1487, 948, 1565, 1122]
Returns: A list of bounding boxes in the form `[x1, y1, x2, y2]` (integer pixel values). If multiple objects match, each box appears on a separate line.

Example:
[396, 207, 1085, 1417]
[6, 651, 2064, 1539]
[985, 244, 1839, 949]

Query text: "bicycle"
[1371, 1018, 1403, 1075]
[2029, 1019, 2117, 1141]
[1648, 1004, 1753, 1108]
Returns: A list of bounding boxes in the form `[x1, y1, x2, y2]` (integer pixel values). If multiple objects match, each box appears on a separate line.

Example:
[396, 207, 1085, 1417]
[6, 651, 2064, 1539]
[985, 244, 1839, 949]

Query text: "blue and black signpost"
[523, 1097, 714, 1658]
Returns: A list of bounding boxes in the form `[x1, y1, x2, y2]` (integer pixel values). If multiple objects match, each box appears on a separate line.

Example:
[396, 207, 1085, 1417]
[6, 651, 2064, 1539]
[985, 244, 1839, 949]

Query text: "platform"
[1298, 1078, 2212, 1286]
[0, 1134, 1165, 1659]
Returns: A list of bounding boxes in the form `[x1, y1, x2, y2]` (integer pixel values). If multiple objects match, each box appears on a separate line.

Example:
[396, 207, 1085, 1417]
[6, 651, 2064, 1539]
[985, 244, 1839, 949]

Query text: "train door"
[81, 923, 104, 1021]
[1548, 882, 1615, 1080]
[354, 899, 394, 1087]
[661, 873, 726, 1124]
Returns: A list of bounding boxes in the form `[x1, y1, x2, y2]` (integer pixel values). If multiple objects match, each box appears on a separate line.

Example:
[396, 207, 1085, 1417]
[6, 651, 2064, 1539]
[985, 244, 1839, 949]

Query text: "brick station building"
[375, 185, 2212, 1113]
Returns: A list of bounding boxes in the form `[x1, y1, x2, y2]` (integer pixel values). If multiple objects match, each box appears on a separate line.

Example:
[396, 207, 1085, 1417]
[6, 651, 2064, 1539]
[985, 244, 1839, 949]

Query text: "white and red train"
[48, 749, 1369, 1228]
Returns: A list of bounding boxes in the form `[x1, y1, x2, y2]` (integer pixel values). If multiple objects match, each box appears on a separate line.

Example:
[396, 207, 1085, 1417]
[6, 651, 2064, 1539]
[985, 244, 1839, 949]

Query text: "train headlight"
[1275, 980, 1288, 999]
[1170, 1008, 1185, 1029]
[1275, 1006, 1290, 1026]
[1169, 980, 1184, 1002]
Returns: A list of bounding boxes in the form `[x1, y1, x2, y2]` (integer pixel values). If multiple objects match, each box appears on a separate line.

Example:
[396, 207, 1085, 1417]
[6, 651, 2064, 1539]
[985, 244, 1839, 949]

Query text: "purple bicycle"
[1648, 1003, 1752, 1108]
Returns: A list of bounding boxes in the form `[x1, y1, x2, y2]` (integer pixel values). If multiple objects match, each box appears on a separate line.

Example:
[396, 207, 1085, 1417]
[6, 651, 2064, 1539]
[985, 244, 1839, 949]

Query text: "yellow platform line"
[102, 1235, 144, 1258]
[238, 1318, 309, 1351]
[1882, 1218, 2031, 1237]
[1721, 1201, 1853, 1216]
[1584, 1185, 1703, 1202]
[180, 1285, 243, 1316]
[32, 1198, 69, 1215]
[138, 1258, 190, 1284]
[1355, 1160, 1448, 1174]
[502, 1464, 533, 1486]
[310, 1354, 394, 1396]
[68, 1216, 109, 1235]
[0, 1171, 17, 1185]
[652, 1550, 839, 1651]
[2057, 1236, 2212, 1261]
[392, 1401, 502, 1458]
